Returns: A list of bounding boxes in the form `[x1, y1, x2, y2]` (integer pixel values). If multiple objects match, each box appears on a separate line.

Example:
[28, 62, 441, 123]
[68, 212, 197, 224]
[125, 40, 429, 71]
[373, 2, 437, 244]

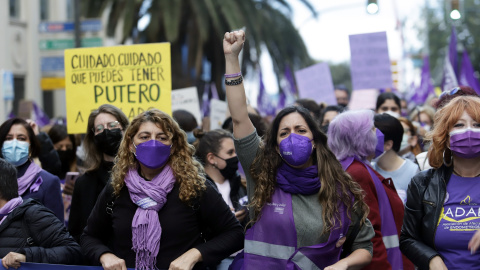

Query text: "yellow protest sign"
[64, 43, 171, 134]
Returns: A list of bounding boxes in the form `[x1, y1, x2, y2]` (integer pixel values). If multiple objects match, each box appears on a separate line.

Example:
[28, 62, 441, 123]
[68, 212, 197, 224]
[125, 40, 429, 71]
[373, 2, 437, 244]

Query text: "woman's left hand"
[324, 260, 348, 270]
[2, 252, 26, 269]
[169, 248, 202, 270]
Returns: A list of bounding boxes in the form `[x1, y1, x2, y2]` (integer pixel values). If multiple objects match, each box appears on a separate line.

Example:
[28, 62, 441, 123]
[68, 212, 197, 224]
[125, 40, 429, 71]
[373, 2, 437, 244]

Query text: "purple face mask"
[375, 129, 385, 158]
[279, 133, 313, 166]
[134, 140, 172, 169]
[449, 128, 480, 159]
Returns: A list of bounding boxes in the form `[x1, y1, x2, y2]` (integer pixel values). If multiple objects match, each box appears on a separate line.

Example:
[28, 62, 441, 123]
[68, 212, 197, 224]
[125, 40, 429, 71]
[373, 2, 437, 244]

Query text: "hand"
[234, 209, 247, 222]
[429, 256, 448, 270]
[25, 119, 40, 136]
[469, 229, 480, 254]
[223, 30, 245, 58]
[99, 253, 127, 270]
[2, 252, 26, 269]
[169, 248, 202, 270]
[324, 260, 348, 270]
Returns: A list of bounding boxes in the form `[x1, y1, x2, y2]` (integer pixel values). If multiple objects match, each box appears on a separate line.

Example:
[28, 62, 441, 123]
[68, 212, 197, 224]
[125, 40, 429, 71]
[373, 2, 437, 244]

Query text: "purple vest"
[243, 187, 350, 269]
[340, 156, 403, 270]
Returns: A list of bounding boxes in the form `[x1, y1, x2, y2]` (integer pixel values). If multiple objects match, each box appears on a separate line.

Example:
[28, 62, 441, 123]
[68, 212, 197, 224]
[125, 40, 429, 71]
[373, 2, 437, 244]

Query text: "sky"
[250, 0, 432, 101]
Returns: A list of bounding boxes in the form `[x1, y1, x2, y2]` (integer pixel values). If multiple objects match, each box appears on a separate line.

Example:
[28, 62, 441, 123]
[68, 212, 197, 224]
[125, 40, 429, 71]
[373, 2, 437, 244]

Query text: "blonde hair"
[426, 96, 480, 168]
[111, 109, 206, 203]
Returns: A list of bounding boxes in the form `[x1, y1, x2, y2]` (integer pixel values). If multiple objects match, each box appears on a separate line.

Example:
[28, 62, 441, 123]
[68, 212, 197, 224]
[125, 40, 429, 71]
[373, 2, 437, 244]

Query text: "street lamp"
[366, 0, 379, 14]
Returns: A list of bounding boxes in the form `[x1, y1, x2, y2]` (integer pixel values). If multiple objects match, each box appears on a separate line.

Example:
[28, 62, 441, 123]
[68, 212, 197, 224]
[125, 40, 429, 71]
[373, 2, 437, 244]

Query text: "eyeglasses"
[439, 87, 461, 99]
[93, 121, 121, 134]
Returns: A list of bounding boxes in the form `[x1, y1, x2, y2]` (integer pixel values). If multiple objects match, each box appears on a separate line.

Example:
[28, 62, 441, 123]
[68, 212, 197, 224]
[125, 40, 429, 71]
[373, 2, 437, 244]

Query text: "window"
[9, 0, 20, 18]
[40, 0, 49, 21]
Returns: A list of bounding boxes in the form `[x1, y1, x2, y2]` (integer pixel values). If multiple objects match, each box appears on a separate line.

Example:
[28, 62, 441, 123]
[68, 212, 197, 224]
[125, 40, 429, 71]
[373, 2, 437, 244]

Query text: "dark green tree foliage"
[419, 0, 480, 85]
[81, 0, 316, 93]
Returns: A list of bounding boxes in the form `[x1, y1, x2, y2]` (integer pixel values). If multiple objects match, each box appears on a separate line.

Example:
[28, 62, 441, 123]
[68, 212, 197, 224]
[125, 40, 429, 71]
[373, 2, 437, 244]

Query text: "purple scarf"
[276, 162, 320, 195]
[124, 165, 176, 270]
[0, 196, 23, 225]
[18, 162, 43, 196]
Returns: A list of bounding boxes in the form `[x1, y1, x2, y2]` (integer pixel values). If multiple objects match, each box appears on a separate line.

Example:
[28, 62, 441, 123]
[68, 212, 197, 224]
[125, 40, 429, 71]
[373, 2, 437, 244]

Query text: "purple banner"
[294, 63, 336, 105]
[0, 260, 134, 270]
[349, 32, 393, 90]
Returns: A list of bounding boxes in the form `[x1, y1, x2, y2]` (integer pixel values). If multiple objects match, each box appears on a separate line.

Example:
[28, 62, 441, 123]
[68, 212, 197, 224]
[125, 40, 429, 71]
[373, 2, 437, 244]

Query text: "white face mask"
[400, 134, 410, 150]
[384, 111, 400, 118]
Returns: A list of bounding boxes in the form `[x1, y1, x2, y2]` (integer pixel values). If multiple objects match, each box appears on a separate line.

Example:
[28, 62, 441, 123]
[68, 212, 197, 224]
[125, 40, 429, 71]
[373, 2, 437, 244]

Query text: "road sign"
[41, 77, 65, 90]
[38, 19, 102, 33]
[39, 37, 103, 50]
[41, 56, 64, 72]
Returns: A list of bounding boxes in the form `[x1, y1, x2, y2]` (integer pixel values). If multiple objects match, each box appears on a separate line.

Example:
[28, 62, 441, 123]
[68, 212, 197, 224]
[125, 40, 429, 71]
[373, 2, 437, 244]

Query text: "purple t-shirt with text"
[435, 174, 480, 269]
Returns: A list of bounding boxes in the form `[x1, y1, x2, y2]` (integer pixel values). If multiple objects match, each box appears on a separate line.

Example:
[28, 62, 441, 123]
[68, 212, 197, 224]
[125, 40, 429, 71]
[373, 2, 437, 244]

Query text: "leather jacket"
[400, 165, 453, 270]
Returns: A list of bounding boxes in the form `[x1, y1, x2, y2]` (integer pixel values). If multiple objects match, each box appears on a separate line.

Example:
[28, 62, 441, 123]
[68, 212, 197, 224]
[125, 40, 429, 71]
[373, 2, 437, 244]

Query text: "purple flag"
[449, 26, 458, 77]
[278, 67, 297, 110]
[201, 83, 219, 117]
[201, 83, 210, 117]
[442, 52, 459, 92]
[411, 56, 435, 105]
[32, 102, 50, 127]
[257, 71, 276, 116]
[459, 50, 480, 95]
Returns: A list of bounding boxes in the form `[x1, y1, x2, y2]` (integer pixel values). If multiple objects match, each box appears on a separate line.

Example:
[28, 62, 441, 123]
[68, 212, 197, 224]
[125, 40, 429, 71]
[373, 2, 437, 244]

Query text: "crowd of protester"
[1, 29, 480, 270]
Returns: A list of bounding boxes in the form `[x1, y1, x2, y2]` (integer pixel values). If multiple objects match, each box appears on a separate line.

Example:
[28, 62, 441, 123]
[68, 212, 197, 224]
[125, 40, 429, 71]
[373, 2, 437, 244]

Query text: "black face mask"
[57, 149, 75, 179]
[93, 128, 123, 157]
[216, 155, 239, 180]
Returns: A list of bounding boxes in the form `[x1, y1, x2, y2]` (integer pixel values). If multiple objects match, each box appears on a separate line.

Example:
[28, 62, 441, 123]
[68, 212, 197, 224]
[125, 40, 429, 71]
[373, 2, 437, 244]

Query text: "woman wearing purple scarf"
[224, 30, 374, 270]
[401, 96, 480, 270]
[0, 118, 64, 222]
[328, 110, 414, 270]
[81, 109, 244, 270]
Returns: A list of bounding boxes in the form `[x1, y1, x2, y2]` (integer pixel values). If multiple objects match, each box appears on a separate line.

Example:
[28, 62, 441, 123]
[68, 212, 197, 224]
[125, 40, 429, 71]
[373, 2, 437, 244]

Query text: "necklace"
[453, 169, 480, 178]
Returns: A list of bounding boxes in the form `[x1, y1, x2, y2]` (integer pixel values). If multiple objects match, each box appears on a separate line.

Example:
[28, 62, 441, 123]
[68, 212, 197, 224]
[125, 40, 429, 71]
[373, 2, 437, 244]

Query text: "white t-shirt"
[215, 179, 234, 209]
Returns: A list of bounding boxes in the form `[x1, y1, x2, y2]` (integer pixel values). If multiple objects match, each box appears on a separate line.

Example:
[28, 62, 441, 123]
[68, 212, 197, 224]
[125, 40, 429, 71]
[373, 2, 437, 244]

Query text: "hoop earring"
[443, 149, 453, 167]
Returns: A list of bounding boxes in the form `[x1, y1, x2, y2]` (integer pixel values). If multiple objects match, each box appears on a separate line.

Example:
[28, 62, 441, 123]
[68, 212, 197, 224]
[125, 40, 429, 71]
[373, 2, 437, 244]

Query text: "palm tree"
[81, 0, 315, 97]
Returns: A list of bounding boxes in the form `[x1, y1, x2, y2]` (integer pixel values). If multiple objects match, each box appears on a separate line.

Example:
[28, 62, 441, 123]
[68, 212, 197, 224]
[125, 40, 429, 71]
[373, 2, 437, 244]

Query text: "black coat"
[400, 165, 454, 270]
[36, 132, 62, 178]
[0, 199, 82, 264]
[69, 161, 113, 242]
[81, 180, 244, 269]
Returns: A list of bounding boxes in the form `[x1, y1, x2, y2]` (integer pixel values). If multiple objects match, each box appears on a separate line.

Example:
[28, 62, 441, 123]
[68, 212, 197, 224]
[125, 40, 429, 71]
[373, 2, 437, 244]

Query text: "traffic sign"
[41, 77, 65, 90]
[41, 56, 64, 72]
[39, 37, 103, 50]
[38, 19, 102, 33]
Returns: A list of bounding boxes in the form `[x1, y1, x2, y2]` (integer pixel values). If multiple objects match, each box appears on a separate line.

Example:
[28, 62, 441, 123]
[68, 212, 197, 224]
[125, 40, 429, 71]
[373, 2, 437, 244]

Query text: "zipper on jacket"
[423, 200, 435, 206]
[432, 176, 447, 251]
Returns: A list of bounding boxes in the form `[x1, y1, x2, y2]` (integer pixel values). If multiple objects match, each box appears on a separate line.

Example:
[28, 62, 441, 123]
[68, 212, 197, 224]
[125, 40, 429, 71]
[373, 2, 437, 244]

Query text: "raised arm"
[224, 30, 255, 139]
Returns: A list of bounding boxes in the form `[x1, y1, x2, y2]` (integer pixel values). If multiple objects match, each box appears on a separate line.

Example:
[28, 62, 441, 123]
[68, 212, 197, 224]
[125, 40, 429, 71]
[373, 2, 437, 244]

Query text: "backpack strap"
[340, 218, 361, 259]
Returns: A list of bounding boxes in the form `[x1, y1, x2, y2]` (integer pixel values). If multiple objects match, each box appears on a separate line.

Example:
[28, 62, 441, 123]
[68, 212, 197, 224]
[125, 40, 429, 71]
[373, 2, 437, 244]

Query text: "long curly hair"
[111, 109, 206, 204]
[249, 106, 369, 235]
[426, 96, 480, 168]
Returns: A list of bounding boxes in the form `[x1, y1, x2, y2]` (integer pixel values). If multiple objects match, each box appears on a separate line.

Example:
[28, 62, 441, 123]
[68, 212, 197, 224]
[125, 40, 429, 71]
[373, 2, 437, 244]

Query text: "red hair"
[426, 96, 480, 168]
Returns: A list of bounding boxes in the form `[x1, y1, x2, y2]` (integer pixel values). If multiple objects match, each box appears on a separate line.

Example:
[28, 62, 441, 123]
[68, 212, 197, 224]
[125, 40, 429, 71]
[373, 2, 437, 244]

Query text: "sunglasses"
[439, 87, 461, 99]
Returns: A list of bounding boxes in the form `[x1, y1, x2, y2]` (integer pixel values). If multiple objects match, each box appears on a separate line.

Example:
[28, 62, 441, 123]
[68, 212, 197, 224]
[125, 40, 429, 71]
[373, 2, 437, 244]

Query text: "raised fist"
[223, 30, 245, 57]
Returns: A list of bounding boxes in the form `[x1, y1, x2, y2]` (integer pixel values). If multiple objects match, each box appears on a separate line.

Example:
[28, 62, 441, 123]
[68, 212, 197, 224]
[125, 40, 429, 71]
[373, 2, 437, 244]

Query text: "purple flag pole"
[449, 26, 458, 78]
[459, 50, 480, 95]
